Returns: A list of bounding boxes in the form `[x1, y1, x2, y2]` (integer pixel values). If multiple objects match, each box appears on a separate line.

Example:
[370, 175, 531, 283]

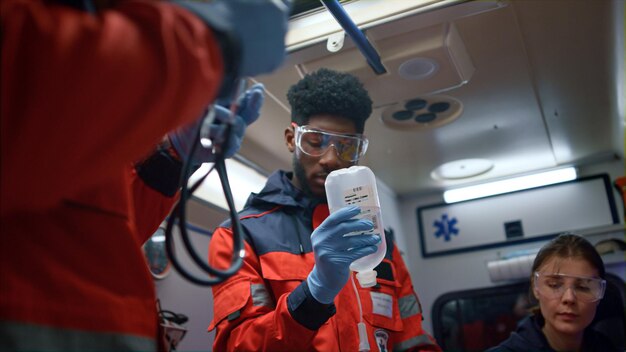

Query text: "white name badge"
[370, 292, 393, 318]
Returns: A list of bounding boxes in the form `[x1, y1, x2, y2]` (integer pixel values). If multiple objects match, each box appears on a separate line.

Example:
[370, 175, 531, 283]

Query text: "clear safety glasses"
[534, 272, 606, 302]
[292, 123, 369, 163]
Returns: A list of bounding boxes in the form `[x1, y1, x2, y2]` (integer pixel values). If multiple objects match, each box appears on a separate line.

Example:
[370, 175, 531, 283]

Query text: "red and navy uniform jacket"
[208, 170, 442, 351]
[1, 0, 227, 349]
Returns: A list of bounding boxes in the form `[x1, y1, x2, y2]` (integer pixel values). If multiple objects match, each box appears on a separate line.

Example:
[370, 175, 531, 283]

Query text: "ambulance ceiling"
[239, 0, 624, 198]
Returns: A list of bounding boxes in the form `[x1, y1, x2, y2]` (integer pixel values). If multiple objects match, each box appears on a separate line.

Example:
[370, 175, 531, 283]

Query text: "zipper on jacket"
[289, 212, 306, 254]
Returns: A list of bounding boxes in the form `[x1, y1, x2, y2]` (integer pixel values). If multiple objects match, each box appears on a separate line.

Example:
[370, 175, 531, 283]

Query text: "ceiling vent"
[381, 94, 463, 130]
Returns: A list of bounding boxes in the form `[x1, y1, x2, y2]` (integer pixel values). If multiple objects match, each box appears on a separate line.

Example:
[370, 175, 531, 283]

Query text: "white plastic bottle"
[325, 166, 386, 288]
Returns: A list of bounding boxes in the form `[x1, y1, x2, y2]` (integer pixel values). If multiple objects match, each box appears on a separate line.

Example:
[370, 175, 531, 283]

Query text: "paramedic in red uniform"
[208, 68, 442, 351]
[0, 0, 289, 350]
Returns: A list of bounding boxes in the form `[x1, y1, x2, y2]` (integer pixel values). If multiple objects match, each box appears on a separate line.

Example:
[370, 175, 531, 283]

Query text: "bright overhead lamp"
[188, 159, 268, 211]
[431, 158, 493, 180]
[443, 167, 577, 204]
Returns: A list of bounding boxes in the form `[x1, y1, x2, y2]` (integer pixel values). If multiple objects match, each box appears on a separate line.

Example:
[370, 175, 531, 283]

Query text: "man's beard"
[292, 153, 326, 202]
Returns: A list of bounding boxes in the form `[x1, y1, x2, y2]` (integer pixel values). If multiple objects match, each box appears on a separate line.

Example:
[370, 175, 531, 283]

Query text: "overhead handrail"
[321, 0, 387, 75]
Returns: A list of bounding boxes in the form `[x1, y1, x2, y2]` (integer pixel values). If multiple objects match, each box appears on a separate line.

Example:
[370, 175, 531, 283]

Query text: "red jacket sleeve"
[1, 0, 224, 213]
[391, 245, 442, 351]
[208, 226, 319, 352]
[129, 165, 179, 244]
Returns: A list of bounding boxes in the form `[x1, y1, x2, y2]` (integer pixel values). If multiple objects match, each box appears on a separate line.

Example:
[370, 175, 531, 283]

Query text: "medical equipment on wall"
[164, 80, 247, 286]
[157, 299, 188, 352]
[486, 253, 536, 283]
[325, 166, 387, 352]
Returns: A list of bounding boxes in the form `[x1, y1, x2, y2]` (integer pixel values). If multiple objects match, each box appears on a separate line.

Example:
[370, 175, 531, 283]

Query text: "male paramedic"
[0, 0, 289, 350]
[208, 68, 441, 351]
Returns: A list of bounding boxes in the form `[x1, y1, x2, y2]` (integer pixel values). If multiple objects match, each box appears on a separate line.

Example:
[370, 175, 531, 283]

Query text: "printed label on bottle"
[342, 185, 381, 236]
[343, 185, 372, 206]
[359, 206, 381, 236]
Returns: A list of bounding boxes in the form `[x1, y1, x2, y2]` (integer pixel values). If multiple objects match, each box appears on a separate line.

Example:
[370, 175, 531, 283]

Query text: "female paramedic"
[488, 234, 619, 351]
[0, 0, 289, 350]
[207, 69, 442, 351]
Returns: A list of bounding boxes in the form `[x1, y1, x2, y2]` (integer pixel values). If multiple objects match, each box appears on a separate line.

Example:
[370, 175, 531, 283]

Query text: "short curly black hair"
[287, 68, 372, 133]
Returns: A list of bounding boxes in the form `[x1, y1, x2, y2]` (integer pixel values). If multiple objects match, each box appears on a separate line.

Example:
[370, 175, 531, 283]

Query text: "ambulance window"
[432, 282, 532, 351]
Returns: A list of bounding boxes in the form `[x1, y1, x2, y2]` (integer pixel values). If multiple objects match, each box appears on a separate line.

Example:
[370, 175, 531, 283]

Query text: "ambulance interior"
[145, 1, 626, 350]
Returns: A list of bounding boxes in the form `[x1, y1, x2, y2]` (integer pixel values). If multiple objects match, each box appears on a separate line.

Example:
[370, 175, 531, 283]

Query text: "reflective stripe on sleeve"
[393, 334, 435, 352]
[251, 283, 275, 308]
[398, 294, 421, 319]
[0, 320, 156, 351]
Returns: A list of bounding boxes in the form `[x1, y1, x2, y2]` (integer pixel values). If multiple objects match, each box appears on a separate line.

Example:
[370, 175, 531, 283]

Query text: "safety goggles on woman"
[534, 272, 606, 302]
[292, 123, 369, 163]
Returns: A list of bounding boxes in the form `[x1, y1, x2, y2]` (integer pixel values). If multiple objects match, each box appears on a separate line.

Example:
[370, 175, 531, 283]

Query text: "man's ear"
[285, 126, 295, 153]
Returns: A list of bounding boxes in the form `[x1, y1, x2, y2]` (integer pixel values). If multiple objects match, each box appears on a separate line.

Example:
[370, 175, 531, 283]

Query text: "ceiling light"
[443, 167, 577, 203]
[188, 159, 268, 211]
[398, 57, 439, 80]
[431, 158, 493, 180]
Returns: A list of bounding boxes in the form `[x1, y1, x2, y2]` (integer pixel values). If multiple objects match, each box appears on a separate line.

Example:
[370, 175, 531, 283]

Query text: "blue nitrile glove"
[307, 206, 381, 304]
[175, 0, 291, 78]
[168, 83, 264, 163]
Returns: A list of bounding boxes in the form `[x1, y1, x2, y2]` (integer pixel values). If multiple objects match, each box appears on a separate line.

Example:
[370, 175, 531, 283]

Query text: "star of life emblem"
[374, 329, 389, 352]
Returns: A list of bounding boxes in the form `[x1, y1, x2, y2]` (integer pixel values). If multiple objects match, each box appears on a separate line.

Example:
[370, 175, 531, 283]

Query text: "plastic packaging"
[325, 166, 386, 288]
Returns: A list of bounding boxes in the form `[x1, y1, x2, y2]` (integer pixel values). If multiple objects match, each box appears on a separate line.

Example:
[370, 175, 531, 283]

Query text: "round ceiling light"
[431, 159, 494, 180]
[398, 57, 439, 80]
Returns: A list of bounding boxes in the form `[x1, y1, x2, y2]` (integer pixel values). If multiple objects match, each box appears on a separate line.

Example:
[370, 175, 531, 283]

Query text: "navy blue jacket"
[487, 314, 618, 352]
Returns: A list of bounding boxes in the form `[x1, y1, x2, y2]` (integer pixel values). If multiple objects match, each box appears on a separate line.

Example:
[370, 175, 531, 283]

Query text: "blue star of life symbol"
[433, 214, 459, 242]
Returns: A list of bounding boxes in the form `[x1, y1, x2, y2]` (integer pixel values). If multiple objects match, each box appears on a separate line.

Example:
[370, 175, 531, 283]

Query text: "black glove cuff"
[135, 147, 184, 197]
[287, 281, 336, 330]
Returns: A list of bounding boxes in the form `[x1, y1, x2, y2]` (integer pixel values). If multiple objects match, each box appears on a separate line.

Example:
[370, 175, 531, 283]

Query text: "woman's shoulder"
[485, 316, 553, 352]
[584, 328, 623, 352]
[485, 344, 514, 352]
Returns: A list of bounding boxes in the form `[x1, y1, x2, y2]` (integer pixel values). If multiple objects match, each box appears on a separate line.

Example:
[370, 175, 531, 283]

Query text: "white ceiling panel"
[240, 0, 623, 198]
